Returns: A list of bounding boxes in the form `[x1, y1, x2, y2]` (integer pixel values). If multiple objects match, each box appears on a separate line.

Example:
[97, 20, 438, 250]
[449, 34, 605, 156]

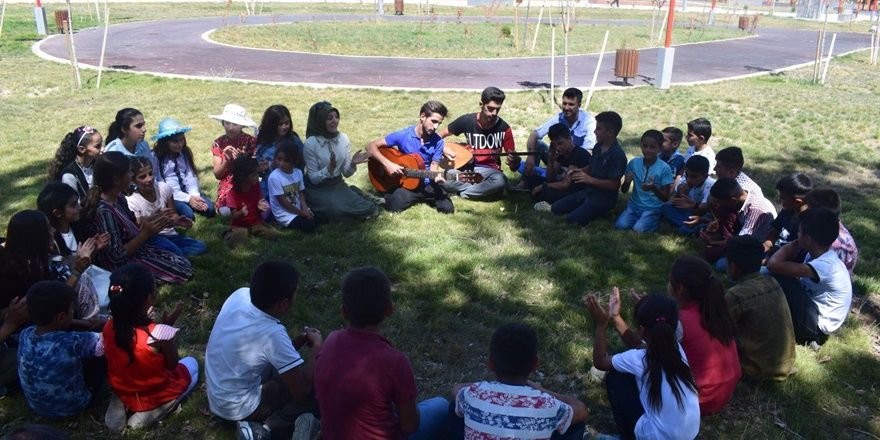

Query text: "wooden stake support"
[585, 30, 610, 110]
[0, 0, 7, 39]
[820, 33, 836, 84]
[97, 2, 110, 88]
[550, 26, 556, 113]
[531, 6, 544, 52]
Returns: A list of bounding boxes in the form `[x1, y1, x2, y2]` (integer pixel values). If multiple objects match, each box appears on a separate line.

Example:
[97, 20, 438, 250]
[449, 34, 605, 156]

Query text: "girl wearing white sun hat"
[209, 104, 258, 217]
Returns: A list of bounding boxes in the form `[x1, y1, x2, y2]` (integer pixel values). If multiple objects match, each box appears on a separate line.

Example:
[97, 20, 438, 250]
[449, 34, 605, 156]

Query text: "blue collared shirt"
[534, 109, 596, 151]
[385, 125, 445, 185]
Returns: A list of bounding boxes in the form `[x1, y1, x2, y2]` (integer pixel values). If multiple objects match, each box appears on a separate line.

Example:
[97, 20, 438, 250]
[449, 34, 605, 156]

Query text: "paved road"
[34, 14, 871, 90]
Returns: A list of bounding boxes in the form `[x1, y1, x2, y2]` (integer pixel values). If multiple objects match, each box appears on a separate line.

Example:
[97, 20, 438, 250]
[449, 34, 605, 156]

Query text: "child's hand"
[640, 176, 655, 191]
[175, 215, 194, 229]
[584, 294, 610, 326]
[223, 145, 240, 160]
[303, 326, 323, 348]
[190, 195, 208, 212]
[683, 215, 702, 227]
[628, 288, 646, 305]
[677, 183, 690, 195]
[672, 195, 697, 209]
[239, 204, 249, 217]
[608, 287, 621, 319]
[258, 199, 270, 212]
[142, 213, 170, 235]
[301, 207, 315, 220]
[161, 301, 183, 326]
[94, 232, 111, 251]
[77, 236, 98, 260]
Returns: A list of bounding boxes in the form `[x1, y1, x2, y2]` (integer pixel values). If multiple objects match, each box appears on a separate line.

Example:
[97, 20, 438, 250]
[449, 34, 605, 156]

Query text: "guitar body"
[368, 147, 484, 193]
[438, 142, 475, 170]
[368, 148, 425, 193]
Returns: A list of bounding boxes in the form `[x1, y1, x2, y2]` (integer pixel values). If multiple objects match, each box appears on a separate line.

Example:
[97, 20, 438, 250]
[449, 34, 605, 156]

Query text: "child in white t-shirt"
[268, 140, 317, 233]
[767, 207, 852, 346]
[126, 157, 206, 257]
[586, 289, 700, 440]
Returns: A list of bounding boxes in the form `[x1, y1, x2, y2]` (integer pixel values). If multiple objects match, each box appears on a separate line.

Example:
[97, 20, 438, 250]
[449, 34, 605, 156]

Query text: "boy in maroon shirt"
[314, 267, 448, 440]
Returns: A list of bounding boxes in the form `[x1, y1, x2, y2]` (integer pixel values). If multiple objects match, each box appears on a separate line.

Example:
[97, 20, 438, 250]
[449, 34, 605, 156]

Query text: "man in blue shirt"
[509, 88, 596, 188]
[366, 101, 454, 214]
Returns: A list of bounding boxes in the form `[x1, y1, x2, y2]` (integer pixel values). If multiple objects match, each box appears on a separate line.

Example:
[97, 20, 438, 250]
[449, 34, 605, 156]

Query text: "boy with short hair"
[17, 281, 104, 418]
[205, 261, 321, 440]
[662, 155, 716, 234]
[684, 118, 715, 175]
[660, 126, 685, 178]
[767, 208, 852, 345]
[549, 111, 628, 226]
[803, 189, 859, 277]
[701, 178, 776, 267]
[615, 130, 674, 233]
[314, 267, 448, 440]
[713, 146, 764, 197]
[763, 173, 813, 255]
[725, 236, 796, 381]
[530, 123, 591, 207]
[451, 323, 588, 439]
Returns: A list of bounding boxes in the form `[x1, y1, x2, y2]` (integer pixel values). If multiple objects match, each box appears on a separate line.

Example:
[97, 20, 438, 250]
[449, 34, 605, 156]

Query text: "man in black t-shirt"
[439, 87, 516, 199]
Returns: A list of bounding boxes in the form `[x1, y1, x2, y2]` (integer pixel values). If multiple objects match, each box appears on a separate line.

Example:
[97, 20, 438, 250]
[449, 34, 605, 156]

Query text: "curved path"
[34, 14, 871, 91]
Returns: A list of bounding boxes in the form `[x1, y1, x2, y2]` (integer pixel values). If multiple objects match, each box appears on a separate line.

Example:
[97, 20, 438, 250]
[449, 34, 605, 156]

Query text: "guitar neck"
[403, 169, 441, 179]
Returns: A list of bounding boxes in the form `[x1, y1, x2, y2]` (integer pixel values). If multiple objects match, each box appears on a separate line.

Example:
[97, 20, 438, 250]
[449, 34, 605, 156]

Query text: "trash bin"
[614, 49, 639, 86]
[738, 16, 750, 30]
[394, 0, 404, 15]
[54, 9, 69, 33]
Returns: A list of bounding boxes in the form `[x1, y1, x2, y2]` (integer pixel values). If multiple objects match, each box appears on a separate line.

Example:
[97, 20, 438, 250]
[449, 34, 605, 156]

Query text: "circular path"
[33, 14, 872, 90]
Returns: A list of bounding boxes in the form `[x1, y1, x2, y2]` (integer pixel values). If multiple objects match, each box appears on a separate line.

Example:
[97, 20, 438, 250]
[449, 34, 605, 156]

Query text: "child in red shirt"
[102, 263, 198, 432]
[223, 156, 281, 247]
[669, 255, 741, 415]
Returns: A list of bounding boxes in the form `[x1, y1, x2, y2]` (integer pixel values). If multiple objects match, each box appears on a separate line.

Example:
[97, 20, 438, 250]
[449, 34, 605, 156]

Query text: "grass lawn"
[1, 2, 879, 439]
[210, 20, 743, 58]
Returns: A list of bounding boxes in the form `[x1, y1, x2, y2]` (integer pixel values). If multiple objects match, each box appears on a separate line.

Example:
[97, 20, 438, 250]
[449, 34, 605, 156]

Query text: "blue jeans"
[149, 234, 206, 257]
[174, 192, 216, 220]
[409, 397, 449, 440]
[661, 202, 703, 235]
[615, 202, 662, 233]
[552, 189, 616, 226]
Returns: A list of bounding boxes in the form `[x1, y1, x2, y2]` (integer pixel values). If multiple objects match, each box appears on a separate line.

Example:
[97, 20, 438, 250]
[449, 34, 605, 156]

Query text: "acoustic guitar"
[369, 145, 483, 193]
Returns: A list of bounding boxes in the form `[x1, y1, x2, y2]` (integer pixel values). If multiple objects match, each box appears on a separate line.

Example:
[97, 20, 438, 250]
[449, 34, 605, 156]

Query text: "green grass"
[210, 20, 743, 57]
[1, 3, 880, 439]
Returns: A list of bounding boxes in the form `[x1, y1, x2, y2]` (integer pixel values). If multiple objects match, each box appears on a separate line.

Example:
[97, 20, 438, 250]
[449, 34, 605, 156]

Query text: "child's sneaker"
[534, 201, 552, 212]
[104, 395, 127, 433]
[236, 421, 271, 440]
[291, 413, 320, 440]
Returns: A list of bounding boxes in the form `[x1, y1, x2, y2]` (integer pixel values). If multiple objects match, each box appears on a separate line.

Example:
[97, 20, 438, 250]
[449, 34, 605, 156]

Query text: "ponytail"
[635, 295, 697, 412]
[107, 108, 142, 145]
[108, 263, 155, 364]
[670, 255, 736, 345]
[47, 131, 79, 182]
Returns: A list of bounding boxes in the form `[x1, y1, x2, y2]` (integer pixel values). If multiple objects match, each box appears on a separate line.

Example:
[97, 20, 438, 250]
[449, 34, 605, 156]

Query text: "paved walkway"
[33, 14, 872, 90]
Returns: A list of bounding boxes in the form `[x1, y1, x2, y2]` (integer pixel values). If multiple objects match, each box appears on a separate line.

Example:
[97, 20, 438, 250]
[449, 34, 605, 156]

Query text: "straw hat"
[210, 104, 256, 127]
[151, 117, 191, 141]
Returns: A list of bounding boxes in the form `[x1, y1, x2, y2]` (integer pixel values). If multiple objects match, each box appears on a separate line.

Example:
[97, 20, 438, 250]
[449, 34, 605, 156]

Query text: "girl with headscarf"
[303, 102, 378, 221]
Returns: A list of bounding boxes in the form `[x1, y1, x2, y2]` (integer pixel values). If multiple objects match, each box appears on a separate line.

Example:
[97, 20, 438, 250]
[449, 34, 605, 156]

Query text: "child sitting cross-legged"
[222, 156, 282, 247]
[661, 155, 715, 235]
[763, 173, 812, 257]
[585, 291, 700, 439]
[315, 267, 448, 440]
[615, 130, 674, 233]
[451, 322, 588, 440]
[767, 208, 853, 346]
[724, 236, 796, 381]
[802, 189, 858, 277]
[17, 281, 106, 418]
[268, 140, 317, 233]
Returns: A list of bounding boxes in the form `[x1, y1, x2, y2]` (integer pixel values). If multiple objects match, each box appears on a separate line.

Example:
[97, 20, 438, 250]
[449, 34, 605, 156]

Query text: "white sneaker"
[104, 394, 127, 433]
[291, 413, 320, 440]
[534, 201, 552, 212]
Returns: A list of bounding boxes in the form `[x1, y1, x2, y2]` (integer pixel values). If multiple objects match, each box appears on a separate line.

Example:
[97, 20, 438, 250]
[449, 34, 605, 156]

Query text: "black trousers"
[384, 182, 454, 214]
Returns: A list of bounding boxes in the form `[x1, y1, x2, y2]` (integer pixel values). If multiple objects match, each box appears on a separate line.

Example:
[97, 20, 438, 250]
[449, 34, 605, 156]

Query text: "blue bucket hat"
[151, 117, 192, 141]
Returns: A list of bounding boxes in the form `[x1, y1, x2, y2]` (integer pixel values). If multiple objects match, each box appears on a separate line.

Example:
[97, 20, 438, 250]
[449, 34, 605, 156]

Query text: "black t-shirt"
[587, 141, 627, 197]
[554, 147, 591, 191]
[446, 114, 515, 169]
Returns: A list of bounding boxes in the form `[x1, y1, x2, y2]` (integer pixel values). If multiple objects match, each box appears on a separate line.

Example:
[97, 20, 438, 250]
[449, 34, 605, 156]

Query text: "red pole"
[837, 0, 844, 13]
[664, 0, 677, 48]
[35, 0, 42, 7]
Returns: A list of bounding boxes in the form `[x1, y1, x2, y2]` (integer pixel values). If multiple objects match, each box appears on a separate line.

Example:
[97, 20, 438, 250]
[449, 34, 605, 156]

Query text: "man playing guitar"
[366, 101, 455, 214]
[438, 86, 516, 200]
